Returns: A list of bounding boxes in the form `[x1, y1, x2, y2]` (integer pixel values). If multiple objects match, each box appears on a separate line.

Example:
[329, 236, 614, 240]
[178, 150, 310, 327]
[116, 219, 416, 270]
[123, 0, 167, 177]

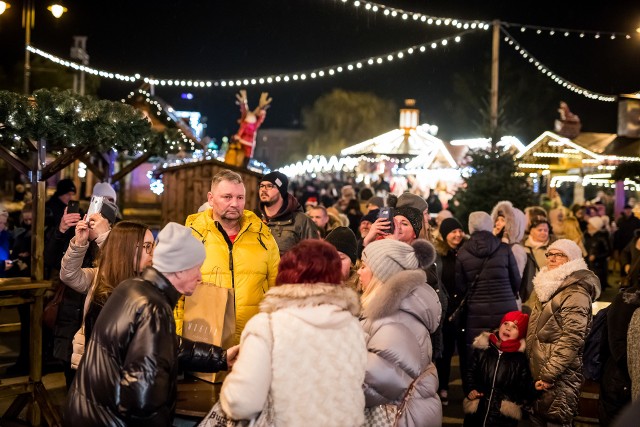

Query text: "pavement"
[0, 271, 621, 426]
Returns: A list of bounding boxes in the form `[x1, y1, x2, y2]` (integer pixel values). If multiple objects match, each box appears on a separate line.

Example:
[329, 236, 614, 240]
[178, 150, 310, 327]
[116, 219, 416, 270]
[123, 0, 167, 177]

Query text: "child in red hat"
[462, 311, 535, 426]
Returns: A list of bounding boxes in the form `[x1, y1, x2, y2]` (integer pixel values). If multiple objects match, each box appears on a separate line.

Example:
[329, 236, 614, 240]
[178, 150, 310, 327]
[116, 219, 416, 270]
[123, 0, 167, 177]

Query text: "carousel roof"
[340, 124, 458, 169]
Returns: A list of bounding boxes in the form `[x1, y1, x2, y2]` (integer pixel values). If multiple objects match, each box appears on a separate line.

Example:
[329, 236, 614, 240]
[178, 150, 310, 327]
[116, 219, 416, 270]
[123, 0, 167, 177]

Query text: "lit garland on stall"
[501, 28, 618, 102]
[501, 22, 633, 40]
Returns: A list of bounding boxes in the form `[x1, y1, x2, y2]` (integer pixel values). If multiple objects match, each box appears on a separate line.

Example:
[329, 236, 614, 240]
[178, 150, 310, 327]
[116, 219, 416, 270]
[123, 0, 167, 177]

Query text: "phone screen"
[377, 207, 395, 234]
[67, 200, 80, 214]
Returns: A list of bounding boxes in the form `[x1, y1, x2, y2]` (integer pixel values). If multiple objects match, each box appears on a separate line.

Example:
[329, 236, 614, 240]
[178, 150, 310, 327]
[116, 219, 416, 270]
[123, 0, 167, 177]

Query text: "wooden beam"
[41, 145, 87, 180]
[0, 145, 30, 175]
[112, 152, 152, 183]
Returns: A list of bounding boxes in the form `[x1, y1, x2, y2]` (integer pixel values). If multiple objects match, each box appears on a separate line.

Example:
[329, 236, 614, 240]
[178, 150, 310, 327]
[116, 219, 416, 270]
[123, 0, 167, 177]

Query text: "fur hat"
[153, 222, 206, 273]
[261, 171, 289, 199]
[501, 311, 529, 340]
[55, 178, 76, 196]
[547, 239, 583, 261]
[468, 211, 493, 234]
[92, 182, 117, 203]
[394, 206, 423, 237]
[325, 226, 358, 264]
[362, 239, 435, 282]
[396, 192, 429, 213]
[439, 217, 463, 240]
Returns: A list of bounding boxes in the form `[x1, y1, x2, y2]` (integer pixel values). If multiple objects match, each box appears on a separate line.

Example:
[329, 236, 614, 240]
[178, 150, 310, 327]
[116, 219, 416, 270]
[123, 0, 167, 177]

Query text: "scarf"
[532, 257, 588, 303]
[489, 333, 521, 353]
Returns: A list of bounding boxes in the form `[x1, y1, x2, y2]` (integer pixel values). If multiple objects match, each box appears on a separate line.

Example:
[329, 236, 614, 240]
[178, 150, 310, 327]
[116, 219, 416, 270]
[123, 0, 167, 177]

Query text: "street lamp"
[0, 1, 68, 94]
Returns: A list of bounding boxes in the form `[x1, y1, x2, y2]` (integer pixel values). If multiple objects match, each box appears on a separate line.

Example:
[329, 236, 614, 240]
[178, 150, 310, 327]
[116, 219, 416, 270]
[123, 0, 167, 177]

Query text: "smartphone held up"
[86, 196, 104, 223]
[377, 207, 395, 234]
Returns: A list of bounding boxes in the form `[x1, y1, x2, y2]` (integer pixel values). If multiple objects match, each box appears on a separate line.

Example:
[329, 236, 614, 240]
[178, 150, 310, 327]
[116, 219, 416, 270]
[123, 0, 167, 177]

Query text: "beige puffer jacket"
[526, 258, 600, 425]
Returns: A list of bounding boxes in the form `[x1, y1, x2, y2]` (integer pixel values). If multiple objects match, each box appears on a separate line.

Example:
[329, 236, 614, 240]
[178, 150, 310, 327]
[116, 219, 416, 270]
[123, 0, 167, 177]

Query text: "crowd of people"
[2, 171, 640, 426]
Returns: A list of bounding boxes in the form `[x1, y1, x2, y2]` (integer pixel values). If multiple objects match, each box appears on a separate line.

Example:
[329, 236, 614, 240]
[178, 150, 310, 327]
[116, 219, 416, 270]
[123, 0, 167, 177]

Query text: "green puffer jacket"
[526, 258, 600, 425]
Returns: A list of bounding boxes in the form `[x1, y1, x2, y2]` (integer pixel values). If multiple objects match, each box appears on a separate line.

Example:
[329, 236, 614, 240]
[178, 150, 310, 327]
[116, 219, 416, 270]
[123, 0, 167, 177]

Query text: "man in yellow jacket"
[175, 169, 280, 344]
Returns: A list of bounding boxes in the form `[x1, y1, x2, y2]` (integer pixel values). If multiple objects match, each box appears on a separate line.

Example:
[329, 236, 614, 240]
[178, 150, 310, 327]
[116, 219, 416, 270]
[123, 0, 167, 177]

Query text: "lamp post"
[0, 0, 68, 94]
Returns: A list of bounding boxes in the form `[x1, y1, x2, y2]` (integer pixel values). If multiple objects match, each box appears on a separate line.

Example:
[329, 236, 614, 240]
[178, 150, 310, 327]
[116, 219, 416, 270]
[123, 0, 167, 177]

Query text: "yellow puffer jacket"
[174, 209, 280, 343]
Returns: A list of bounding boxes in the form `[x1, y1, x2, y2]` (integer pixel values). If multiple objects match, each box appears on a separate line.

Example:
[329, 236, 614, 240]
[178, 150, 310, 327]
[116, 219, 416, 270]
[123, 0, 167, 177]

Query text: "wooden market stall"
[153, 158, 262, 226]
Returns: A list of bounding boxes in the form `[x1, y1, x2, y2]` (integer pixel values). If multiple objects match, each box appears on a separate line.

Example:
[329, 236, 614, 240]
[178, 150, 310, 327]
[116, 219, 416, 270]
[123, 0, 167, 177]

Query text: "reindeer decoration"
[224, 90, 272, 168]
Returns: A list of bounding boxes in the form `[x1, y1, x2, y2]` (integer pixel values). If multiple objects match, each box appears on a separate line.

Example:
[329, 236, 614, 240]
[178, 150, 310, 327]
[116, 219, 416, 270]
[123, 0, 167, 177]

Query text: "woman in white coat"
[219, 240, 367, 426]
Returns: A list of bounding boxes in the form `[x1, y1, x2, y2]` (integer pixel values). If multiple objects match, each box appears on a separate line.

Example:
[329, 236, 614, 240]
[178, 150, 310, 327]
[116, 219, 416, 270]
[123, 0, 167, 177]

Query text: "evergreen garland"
[450, 149, 536, 230]
[0, 88, 172, 158]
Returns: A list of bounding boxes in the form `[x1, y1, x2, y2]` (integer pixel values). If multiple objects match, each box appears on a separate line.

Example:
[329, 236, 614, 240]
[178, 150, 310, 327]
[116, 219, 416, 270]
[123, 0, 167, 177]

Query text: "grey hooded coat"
[361, 269, 443, 427]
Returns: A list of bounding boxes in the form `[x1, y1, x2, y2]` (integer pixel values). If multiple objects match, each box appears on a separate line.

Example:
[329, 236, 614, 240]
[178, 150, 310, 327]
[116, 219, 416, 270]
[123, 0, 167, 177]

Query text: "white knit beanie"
[362, 238, 435, 282]
[92, 182, 117, 203]
[547, 239, 583, 261]
[468, 211, 493, 234]
[153, 222, 206, 273]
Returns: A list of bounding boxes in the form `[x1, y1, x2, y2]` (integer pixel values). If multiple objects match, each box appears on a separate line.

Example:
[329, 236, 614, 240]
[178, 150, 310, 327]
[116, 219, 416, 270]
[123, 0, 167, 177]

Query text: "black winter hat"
[361, 208, 380, 224]
[261, 171, 289, 200]
[55, 178, 76, 196]
[100, 200, 119, 225]
[439, 217, 464, 240]
[394, 206, 423, 237]
[325, 226, 358, 264]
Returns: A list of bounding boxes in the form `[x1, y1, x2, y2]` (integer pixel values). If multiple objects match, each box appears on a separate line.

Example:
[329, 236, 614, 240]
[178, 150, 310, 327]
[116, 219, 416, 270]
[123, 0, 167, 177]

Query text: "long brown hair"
[92, 221, 149, 306]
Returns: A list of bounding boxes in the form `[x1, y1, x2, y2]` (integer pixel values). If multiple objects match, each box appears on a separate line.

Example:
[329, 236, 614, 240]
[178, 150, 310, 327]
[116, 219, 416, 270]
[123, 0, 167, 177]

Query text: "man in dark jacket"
[257, 171, 319, 254]
[65, 223, 237, 426]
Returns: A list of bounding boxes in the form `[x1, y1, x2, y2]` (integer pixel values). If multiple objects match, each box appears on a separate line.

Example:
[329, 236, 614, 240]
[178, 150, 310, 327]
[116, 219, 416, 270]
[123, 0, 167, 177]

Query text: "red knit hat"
[501, 311, 529, 340]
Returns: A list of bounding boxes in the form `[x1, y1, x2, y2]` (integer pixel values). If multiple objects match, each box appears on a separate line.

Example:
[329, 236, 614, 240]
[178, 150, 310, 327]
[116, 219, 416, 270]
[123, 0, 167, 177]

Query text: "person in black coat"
[464, 311, 535, 427]
[584, 216, 612, 290]
[64, 223, 238, 426]
[599, 285, 640, 425]
[455, 212, 521, 369]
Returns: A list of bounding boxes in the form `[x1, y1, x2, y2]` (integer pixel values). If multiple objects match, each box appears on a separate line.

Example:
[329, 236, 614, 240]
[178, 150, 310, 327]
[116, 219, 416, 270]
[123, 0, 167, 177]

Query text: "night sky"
[1, 0, 639, 144]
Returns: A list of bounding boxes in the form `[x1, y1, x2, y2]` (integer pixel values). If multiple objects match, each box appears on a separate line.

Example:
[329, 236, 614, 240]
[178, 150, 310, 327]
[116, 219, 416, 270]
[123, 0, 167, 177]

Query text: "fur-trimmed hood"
[491, 201, 526, 244]
[261, 283, 361, 317]
[533, 258, 601, 303]
[622, 285, 640, 306]
[361, 269, 441, 333]
[472, 331, 526, 353]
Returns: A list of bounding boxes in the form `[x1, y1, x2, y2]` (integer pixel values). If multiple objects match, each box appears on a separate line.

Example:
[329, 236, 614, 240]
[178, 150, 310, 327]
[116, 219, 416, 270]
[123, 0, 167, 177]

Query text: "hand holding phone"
[377, 207, 395, 235]
[86, 196, 104, 223]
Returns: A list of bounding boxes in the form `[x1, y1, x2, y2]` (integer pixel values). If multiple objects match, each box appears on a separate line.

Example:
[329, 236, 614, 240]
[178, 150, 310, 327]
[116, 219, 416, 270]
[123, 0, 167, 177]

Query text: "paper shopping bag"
[183, 282, 236, 383]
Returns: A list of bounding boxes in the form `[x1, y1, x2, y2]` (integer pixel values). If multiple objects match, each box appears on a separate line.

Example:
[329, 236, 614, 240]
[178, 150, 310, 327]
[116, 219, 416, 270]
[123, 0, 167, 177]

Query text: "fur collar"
[260, 283, 361, 316]
[533, 258, 598, 303]
[472, 331, 525, 353]
[361, 269, 429, 321]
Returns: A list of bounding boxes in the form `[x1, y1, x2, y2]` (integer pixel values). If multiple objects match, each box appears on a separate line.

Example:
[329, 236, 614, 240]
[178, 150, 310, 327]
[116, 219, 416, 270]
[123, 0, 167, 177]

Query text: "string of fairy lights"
[500, 28, 618, 102]
[24, 1, 639, 102]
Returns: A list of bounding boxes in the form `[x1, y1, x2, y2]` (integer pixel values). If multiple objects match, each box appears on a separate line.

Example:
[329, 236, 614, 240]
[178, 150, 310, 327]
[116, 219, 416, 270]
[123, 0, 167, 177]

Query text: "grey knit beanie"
[396, 192, 429, 213]
[153, 222, 206, 273]
[468, 211, 493, 234]
[362, 238, 435, 282]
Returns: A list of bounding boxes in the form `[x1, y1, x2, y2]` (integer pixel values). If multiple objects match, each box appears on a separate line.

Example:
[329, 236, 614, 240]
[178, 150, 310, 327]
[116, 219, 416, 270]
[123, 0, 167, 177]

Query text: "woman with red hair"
[218, 240, 367, 426]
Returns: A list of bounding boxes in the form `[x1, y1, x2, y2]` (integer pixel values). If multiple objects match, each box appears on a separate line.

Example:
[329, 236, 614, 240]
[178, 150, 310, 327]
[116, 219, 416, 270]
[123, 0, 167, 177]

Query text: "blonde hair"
[563, 216, 588, 257]
[360, 274, 385, 311]
[211, 169, 243, 191]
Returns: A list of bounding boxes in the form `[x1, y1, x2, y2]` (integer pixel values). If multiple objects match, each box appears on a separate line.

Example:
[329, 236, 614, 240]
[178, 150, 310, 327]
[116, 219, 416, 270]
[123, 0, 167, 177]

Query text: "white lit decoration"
[450, 136, 526, 153]
[551, 174, 640, 191]
[501, 29, 618, 102]
[27, 29, 475, 89]
[344, 0, 634, 39]
[336, 0, 489, 30]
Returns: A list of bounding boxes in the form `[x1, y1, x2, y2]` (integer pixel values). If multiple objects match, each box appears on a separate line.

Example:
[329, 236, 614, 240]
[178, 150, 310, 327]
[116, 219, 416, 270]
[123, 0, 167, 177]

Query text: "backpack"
[582, 305, 610, 382]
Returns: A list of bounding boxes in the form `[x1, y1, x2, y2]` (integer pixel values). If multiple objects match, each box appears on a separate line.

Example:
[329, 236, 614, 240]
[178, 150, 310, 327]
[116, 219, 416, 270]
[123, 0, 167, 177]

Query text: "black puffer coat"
[455, 231, 521, 353]
[463, 332, 534, 427]
[600, 286, 640, 424]
[64, 267, 228, 426]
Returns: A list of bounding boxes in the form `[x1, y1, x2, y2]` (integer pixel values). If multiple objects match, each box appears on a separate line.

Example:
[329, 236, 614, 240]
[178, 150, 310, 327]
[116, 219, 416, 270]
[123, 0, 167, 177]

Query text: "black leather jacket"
[64, 267, 228, 426]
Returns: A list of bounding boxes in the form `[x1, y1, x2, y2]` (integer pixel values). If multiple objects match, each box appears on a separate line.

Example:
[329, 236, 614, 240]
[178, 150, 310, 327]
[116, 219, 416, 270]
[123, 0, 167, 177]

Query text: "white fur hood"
[533, 258, 601, 303]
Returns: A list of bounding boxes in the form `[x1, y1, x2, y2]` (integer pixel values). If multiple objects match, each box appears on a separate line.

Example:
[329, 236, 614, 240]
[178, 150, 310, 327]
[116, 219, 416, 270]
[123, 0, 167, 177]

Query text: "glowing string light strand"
[501, 28, 619, 102]
[340, 0, 635, 39]
[27, 29, 480, 89]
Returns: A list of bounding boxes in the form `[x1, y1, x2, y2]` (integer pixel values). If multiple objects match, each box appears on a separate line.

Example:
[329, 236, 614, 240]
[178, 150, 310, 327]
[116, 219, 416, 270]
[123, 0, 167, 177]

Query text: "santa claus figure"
[225, 90, 272, 168]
